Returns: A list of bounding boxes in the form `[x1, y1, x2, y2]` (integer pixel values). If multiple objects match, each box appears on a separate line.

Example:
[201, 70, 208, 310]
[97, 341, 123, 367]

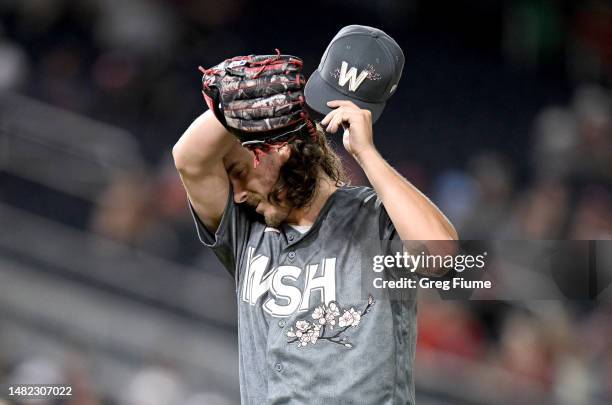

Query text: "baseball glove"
[199, 50, 316, 151]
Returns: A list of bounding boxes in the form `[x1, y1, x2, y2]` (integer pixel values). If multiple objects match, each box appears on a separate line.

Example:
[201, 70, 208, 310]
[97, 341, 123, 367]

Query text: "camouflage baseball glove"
[199, 50, 316, 153]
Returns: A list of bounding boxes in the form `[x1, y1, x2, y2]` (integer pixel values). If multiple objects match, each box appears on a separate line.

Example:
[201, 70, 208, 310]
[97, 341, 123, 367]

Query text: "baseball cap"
[305, 25, 404, 123]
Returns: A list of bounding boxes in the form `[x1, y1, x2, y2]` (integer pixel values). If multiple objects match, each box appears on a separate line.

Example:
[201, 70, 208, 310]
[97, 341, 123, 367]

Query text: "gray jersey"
[191, 185, 417, 405]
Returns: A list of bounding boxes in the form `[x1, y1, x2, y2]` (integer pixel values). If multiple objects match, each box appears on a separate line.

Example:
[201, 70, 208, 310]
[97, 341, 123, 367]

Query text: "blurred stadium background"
[1, 0, 611, 404]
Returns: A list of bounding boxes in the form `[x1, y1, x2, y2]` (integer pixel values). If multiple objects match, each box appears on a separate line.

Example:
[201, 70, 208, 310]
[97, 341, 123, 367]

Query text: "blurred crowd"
[434, 84, 612, 241]
[1, 0, 612, 404]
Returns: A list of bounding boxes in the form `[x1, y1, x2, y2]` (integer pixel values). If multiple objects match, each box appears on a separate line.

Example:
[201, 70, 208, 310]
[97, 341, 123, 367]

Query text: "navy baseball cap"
[305, 25, 404, 123]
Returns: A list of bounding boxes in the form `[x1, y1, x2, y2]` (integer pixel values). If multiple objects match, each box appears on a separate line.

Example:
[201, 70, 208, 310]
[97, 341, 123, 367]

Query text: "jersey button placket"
[274, 363, 283, 372]
[288, 233, 295, 242]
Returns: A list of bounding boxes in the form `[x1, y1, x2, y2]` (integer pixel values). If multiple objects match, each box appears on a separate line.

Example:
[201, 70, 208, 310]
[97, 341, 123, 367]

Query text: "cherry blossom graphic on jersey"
[286, 295, 375, 349]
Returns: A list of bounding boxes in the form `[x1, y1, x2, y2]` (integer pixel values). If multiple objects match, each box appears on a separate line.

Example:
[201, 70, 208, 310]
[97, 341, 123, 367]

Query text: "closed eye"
[230, 166, 247, 180]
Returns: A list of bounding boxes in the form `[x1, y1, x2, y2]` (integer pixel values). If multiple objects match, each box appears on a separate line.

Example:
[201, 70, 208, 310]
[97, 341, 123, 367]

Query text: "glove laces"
[250, 48, 282, 78]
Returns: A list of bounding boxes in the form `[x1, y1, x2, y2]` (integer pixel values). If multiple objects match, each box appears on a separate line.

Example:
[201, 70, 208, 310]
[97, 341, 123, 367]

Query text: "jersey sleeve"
[368, 193, 403, 255]
[361, 189, 418, 302]
[188, 186, 250, 278]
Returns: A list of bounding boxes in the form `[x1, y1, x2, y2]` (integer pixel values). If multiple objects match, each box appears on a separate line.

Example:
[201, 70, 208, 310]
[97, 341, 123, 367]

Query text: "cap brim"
[304, 70, 385, 124]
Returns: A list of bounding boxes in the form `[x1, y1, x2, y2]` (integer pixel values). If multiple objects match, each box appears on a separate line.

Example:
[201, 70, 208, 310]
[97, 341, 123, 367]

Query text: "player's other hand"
[321, 100, 375, 160]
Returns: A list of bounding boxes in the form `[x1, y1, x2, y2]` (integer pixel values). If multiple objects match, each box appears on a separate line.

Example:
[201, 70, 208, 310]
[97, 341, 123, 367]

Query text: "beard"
[243, 194, 289, 228]
[263, 209, 288, 228]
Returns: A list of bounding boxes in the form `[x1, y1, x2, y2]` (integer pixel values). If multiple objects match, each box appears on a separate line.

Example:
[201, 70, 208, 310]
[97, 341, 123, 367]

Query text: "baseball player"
[173, 25, 456, 405]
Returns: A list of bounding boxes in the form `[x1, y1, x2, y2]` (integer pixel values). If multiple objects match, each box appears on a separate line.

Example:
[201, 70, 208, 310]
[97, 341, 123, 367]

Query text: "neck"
[286, 175, 338, 226]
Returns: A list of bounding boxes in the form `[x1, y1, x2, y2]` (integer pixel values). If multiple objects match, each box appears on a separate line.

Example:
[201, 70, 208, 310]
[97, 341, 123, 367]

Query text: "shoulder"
[335, 185, 382, 209]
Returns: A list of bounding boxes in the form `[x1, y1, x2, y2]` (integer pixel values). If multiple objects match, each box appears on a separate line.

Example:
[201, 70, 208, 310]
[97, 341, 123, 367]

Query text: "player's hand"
[321, 100, 375, 160]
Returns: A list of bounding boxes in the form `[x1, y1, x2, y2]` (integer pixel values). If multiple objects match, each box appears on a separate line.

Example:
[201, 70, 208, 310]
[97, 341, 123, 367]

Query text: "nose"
[233, 183, 248, 204]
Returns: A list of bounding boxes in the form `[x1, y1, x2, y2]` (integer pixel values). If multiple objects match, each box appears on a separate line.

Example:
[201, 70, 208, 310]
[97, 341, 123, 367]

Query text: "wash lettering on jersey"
[241, 247, 337, 317]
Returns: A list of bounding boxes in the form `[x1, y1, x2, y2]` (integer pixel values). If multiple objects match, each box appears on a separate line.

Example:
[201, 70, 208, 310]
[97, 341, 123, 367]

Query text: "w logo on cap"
[336, 61, 369, 92]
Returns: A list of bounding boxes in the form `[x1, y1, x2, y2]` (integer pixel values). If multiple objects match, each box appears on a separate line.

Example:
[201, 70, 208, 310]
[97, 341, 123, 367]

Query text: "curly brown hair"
[269, 123, 348, 208]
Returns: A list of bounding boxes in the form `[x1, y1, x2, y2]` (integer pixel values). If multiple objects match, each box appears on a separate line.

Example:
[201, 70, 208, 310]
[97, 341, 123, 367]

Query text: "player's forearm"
[172, 110, 235, 172]
[356, 148, 458, 241]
